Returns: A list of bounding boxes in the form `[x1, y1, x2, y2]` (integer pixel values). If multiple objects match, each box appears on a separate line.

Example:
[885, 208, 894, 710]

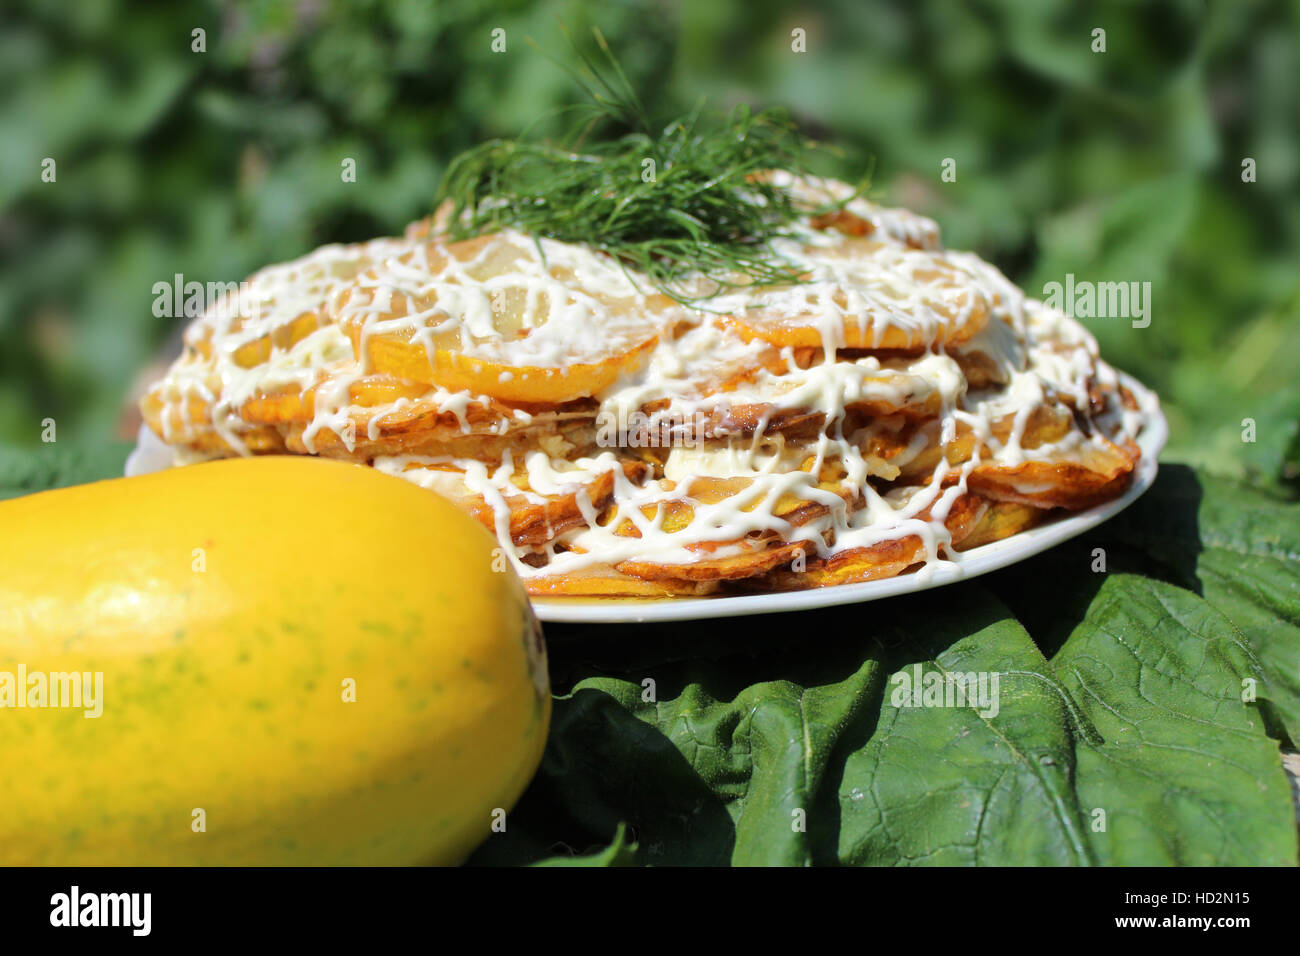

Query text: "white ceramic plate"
[531, 374, 1167, 623]
[126, 374, 1166, 625]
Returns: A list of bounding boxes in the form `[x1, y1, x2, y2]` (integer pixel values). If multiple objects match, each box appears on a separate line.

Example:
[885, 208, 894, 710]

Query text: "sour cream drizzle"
[147, 179, 1148, 584]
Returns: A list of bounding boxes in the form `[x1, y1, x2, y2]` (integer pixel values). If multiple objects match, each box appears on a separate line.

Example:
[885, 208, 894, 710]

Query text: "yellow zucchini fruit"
[0, 456, 550, 865]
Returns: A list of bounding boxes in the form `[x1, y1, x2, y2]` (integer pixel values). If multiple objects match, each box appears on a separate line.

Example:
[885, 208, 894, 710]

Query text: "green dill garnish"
[434, 29, 860, 301]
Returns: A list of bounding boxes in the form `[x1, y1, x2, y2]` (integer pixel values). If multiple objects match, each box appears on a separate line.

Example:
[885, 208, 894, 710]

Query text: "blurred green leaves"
[1, 0, 1296, 488]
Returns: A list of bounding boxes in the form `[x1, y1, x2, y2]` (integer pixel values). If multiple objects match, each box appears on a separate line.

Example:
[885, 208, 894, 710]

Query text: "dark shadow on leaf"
[1101, 464, 1206, 593]
[986, 465, 1204, 659]
[469, 686, 738, 866]
[506, 594, 1003, 866]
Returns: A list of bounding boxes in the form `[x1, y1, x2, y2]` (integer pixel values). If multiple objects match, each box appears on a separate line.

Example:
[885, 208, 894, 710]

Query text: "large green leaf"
[471, 590, 1293, 866]
[1053, 576, 1286, 864]
[468, 466, 1298, 867]
[1099, 468, 1300, 744]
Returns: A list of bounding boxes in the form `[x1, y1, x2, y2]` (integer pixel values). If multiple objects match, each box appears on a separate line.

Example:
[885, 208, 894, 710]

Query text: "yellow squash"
[0, 456, 550, 865]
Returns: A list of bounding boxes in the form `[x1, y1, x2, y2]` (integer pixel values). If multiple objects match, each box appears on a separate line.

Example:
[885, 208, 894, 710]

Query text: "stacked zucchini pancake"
[142, 173, 1152, 598]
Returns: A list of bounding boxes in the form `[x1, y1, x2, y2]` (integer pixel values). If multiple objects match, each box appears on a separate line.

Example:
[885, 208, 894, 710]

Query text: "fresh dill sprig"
[434, 28, 859, 301]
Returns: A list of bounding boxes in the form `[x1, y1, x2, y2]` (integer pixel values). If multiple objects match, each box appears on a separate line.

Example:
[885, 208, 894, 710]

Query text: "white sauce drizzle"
[146, 177, 1148, 586]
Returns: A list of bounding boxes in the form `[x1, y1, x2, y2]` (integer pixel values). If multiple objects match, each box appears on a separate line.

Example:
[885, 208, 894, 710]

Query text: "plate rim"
[530, 371, 1167, 624]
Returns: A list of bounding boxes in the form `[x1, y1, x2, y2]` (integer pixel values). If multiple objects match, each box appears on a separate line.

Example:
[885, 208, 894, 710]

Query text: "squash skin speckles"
[0, 456, 549, 866]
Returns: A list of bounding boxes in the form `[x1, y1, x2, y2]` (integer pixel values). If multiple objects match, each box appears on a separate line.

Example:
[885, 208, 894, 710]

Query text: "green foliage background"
[2, 0, 1299, 867]
[1, 0, 1297, 487]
